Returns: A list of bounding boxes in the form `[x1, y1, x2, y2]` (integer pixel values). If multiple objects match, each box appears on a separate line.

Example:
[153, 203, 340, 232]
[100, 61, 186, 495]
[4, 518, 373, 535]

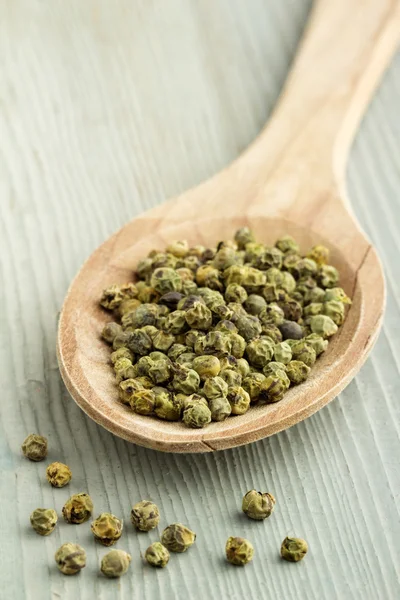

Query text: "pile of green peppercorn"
[100, 228, 351, 428]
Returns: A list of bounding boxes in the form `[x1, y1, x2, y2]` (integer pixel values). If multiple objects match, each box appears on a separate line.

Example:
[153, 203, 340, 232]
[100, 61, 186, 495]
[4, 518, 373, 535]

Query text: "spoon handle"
[148, 0, 399, 229]
[243, 0, 400, 189]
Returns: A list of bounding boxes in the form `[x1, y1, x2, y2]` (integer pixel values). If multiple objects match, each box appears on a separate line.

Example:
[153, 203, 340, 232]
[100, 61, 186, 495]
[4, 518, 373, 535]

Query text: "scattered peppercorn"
[225, 536, 254, 566]
[161, 523, 196, 553]
[130, 500, 160, 532]
[280, 536, 308, 562]
[100, 549, 131, 577]
[91, 513, 123, 546]
[21, 434, 48, 462]
[46, 462, 72, 488]
[242, 490, 276, 520]
[145, 542, 170, 568]
[30, 508, 58, 536]
[62, 493, 93, 524]
[55, 543, 86, 575]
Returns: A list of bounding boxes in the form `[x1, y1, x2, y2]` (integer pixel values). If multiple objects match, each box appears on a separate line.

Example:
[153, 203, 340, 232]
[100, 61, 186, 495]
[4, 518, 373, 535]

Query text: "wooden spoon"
[57, 0, 400, 452]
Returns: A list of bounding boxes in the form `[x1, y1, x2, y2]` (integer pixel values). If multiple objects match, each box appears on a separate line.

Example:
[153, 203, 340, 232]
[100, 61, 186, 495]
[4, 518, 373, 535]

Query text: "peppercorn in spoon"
[57, 0, 399, 452]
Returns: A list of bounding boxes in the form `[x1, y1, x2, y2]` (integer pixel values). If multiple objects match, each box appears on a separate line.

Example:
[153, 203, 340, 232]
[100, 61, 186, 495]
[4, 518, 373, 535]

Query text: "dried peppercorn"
[99, 228, 349, 428]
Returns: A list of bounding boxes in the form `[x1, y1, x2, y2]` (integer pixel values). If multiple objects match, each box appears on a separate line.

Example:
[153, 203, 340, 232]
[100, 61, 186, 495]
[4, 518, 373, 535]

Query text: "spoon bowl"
[58, 213, 384, 452]
[57, 0, 398, 451]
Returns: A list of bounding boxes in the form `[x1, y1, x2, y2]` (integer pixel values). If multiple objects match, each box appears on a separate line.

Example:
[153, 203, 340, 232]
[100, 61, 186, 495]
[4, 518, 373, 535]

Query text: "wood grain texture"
[0, 0, 399, 598]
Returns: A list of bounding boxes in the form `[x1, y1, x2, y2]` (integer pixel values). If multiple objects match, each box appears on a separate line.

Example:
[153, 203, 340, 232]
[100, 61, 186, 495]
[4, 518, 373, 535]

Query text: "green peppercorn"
[244, 294, 267, 315]
[236, 357, 250, 377]
[100, 283, 138, 311]
[164, 310, 189, 335]
[276, 235, 299, 254]
[208, 396, 232, 421]
[286, 360, 311, 384]
[172, 365, 200, 394]
[153, 387, 182, 421]
[166, 240, 189, 258]
[220, 369, 242, 387]
[181, 393, 208, 411]
[114, 357, 136, 382]
[161, 524, 196, 553]
[281, 536, 308, 562]
[182, 402, 212, 428]
[192, 355, 221, 380]
[225, 283, 248, 304]
[323, 287, 352, 304]
[281, 271, 297, 293]
[130, 389, 155, 415]
[118, 379, 144, 405]
[185, 302, 213, 330]
[117, 297, 142, 317]
[203, 376, 229, 400]
[62, 493, 93, 524]
[226, 537, 254, 566]
[151, 267, 182, 294]
[112, 331, 134, 350]
[55, 543, 86, 575]
[262, 361, 287, 376]
[277, 297, 303, 321]
[259, 373, 289, 403]
[307, 244, 329, 265]
[305, 333, 328, 356]
[259, 303, 285, 326]
[91, 513, 123, 546]
[246, 338, 274, 369]
[111, 347, 134, 364]
[318, 265, 339, 288]
[131, 500, 160, 531]
[303, 302, 323, 317]
[255, 247, 283, 271]
[128, 328, 153, 355]
[102, 322, 123, 344]
[304, 286, 326, 304]
[30, 508, 57, 536]
[242, 490, 276, 520]
[145, 542, 170, 568]
[242, 372, 267, 402]
[135, 375, 154, 389]
[322, 300, 345, 325]
[101, 550, 131, 577]
[152, 330, 176, 352]
[244, 242, 265, 263]
[168, 343, 191, 361]
[214, 321, 237, 336]
[236, 315, 262, 341]
[21, 434, 48, 462]
[227, 386, 250, 415]
[213, 246, 238, 270]
[290, 341, 317, 367]
[309, 314, 338, 338]
[46, 462, 72, 488]
[273, 341, 292, 364]
[175, 351, 197, 367]
[234, 227, 255, 249]
[149, 360, 172, 384]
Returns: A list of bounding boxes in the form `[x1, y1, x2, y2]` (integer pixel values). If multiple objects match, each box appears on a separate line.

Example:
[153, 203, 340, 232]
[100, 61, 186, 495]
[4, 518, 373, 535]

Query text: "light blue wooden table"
[1, 1, 399, 598]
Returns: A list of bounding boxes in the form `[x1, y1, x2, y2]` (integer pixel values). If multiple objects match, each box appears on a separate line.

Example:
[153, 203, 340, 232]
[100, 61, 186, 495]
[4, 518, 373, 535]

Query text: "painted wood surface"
[0, 1, 399, 598]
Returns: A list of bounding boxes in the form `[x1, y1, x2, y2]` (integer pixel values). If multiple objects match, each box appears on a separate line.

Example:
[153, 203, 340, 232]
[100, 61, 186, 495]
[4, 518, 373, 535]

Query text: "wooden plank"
[0, 0, 399, 598]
